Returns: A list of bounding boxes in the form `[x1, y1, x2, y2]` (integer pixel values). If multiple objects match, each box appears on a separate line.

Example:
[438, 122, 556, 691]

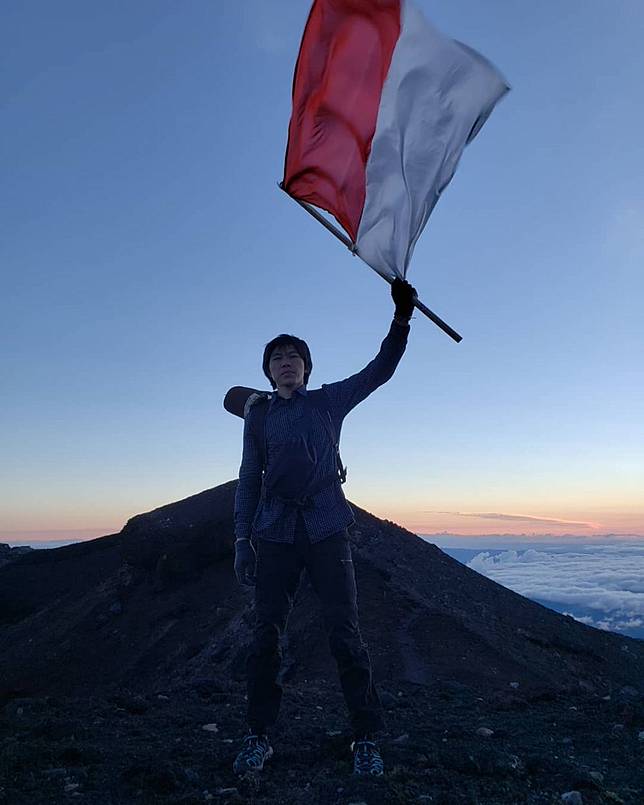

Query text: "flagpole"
[279, 184, 463, 343]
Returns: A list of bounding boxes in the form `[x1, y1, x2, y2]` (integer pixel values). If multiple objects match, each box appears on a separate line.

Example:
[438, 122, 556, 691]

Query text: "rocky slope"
[0, 482, 642, 804]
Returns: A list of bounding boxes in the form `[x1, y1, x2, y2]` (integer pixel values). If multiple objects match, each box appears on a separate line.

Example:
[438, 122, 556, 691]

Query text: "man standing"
[233, 278, 416, 777]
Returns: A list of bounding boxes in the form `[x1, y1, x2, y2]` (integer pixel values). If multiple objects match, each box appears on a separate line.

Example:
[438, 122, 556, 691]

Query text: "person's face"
[269, 343, 306, 392]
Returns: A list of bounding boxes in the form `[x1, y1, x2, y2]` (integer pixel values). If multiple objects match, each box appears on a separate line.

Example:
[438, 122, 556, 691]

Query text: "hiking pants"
[246, 512, 384, 737]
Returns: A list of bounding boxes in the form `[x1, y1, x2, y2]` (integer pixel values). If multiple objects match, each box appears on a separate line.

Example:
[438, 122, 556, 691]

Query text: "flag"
[282, 0, 509, 280]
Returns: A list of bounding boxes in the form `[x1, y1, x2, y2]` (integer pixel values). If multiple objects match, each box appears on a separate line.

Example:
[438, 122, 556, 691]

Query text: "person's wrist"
[393, 312, 412, 325]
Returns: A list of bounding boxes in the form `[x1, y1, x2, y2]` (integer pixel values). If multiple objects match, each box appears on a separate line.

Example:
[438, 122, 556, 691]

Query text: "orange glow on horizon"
[361, 504, 644, 537]
[3, 502, 644, 543]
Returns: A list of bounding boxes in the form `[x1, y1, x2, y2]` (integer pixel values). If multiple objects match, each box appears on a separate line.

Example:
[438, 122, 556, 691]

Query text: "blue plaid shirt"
[234, 319, 410, 544]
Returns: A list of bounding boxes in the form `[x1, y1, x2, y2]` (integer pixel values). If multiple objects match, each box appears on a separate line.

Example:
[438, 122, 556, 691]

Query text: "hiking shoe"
[351, 737, 384, 776]
[233, 732, 273, 774]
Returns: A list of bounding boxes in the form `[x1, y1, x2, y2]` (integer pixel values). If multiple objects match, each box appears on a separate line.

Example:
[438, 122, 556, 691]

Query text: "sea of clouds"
[430, 539, 644, 639]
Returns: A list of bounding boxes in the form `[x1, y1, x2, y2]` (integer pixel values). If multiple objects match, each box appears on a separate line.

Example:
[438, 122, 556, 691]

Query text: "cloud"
[565, 613, 643, 632]
[582, 543, 644, 552]
[466, 544, 644, 635]
[428, 511, 598, 529]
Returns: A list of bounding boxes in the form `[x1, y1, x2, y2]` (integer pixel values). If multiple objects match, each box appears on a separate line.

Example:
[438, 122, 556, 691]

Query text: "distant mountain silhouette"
[1, 481, 642, 702]
[0, 543, 33, 569]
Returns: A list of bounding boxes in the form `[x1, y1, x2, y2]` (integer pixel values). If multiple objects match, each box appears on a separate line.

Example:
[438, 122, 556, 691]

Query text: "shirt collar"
[269, 384, 307, 407]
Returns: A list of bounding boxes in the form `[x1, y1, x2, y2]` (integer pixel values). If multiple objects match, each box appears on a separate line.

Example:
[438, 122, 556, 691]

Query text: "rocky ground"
[1, 676, 642, 804]
[2, 484, 643, 803]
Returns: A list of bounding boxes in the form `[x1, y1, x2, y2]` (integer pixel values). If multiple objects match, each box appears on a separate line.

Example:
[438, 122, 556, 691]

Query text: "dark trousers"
[246, 512, 384, 738]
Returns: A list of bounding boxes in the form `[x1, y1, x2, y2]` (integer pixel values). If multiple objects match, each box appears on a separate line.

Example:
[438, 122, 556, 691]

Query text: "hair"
[262, 334, 312, 389]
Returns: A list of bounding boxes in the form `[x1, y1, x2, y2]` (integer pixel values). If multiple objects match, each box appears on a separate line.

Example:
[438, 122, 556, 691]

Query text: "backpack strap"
[307, 389, 347, 485]
[246, 390, 347, 501]
[246, 394, 270, 474]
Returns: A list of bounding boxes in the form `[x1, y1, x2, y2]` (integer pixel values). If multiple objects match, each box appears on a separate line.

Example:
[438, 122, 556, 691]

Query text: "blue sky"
[1, 0, 643, 540]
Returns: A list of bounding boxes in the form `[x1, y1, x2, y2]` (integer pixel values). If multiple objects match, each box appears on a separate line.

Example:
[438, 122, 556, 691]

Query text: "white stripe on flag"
[356, 0, 509, 279]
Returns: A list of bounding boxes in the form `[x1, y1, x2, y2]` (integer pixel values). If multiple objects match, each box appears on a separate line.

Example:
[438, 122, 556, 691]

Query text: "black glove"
[234, 539, 257, 586]
[391, 277, 417, 321]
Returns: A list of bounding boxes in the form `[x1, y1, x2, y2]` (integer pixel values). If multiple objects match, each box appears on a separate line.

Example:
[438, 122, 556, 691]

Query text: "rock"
[392, 733, 409, 743]
[0, 543, 33, 568]
[488, 690, 528, 711]
[440, 680, 472, 695]
[639, 730, 644, 742]
[202, 723, 218, 733]
[509, 681, 520, 688]
[571, 768, 604, 790]
[561, 792, 583, 804]
[441, 747, 524, 778]
[506, 754, 525, 775]
[4, 698, 47, 719]
[619, 703, 636, 725]
[618, 685, 639, 700]
[380, 691, 398, 708]
[476, 727, 494, 738]
[578, 680, 596, 694]
[128, 696, 148, 714]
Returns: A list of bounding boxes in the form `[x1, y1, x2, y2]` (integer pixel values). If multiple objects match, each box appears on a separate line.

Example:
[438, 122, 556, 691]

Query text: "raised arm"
[322, 278, 416, 418]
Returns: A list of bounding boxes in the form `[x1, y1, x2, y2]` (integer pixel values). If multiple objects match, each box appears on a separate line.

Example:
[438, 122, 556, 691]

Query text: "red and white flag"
[282, 0, 509, 280]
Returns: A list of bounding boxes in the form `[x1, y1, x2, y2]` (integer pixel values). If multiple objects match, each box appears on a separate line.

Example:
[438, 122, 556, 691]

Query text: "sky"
[2, 0, 643, 544]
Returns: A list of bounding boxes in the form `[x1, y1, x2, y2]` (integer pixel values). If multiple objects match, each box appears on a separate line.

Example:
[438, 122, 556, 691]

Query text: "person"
[232, 278, 417, 777]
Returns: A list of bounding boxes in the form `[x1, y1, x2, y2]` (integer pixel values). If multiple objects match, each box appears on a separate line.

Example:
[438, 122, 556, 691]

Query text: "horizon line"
[4, 530, 644, 547]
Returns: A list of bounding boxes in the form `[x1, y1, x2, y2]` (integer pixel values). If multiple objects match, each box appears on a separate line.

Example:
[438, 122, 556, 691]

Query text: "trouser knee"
[328, 626, 368, 668]
[248, 622, 281, 665]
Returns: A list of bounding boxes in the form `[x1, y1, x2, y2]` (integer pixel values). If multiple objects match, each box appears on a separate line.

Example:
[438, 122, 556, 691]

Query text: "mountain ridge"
[1, 482, 643, 803]
[1, 481, 641, 701]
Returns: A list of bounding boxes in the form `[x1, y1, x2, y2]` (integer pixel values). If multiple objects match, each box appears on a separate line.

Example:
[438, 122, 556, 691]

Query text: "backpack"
[247, 389, 347, 508]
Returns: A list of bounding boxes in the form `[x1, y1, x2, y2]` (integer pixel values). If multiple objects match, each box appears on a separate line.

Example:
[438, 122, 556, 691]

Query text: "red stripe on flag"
[283, 0, 401, 242]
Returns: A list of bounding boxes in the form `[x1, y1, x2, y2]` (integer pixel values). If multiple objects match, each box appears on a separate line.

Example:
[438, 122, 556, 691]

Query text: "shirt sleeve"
[322, 319, 410, 419]
[234, 414, 263, 541]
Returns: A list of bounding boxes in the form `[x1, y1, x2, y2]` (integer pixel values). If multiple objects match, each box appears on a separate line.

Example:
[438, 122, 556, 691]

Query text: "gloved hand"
[234, 539, 257, 586]
[391, 277, 418, 321]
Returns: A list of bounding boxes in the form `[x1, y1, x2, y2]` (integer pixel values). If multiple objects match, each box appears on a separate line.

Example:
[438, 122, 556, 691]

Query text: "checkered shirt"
[234, 319, 410, 544]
